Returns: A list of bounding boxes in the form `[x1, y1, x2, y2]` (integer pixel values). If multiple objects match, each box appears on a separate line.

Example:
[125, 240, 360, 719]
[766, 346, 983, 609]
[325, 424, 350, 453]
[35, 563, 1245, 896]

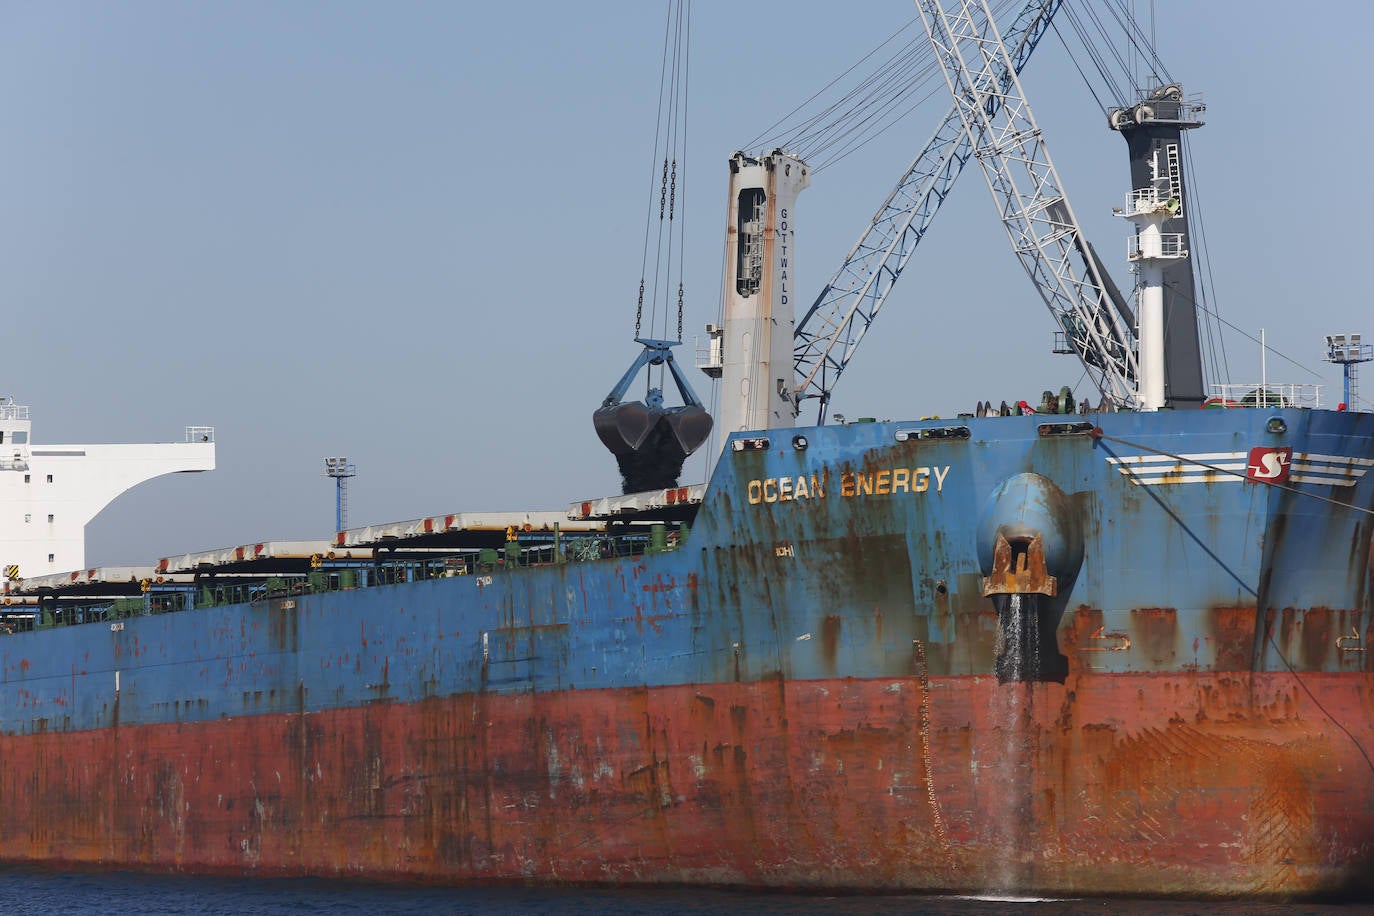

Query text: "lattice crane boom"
[790, 0, 1063, 423]
[915, 0, 1139, 405]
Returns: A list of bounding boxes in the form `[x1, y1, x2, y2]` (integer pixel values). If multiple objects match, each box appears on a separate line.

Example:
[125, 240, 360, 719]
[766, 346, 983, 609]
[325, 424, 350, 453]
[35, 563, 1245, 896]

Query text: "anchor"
[982, 532, 1068, 684]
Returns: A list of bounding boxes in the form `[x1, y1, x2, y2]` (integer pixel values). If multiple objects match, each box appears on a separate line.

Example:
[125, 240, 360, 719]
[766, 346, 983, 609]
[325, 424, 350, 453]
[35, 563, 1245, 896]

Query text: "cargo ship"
[2, 0, 1373, 902]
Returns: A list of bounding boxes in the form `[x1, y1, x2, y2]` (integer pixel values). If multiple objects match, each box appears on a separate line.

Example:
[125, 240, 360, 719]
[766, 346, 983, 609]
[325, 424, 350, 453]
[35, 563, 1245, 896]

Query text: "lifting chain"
[659, 157, 669, 219]
[668, 158, 677, 220]
[635, 279, 645, 337]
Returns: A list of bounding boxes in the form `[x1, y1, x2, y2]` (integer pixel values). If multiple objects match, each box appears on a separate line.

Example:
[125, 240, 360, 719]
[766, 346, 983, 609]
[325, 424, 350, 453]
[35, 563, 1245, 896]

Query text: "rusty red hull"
[3, 670, 1370, 898]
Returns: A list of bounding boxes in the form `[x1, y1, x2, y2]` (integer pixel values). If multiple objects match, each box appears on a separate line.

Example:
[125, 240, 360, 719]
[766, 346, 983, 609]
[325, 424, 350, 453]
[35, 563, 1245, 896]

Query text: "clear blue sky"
[0, 1, 1369, 566]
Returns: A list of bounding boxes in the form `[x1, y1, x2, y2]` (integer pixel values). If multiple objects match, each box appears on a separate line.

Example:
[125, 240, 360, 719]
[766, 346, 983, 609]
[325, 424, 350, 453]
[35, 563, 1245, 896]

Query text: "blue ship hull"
[1, 407, 1372, 897]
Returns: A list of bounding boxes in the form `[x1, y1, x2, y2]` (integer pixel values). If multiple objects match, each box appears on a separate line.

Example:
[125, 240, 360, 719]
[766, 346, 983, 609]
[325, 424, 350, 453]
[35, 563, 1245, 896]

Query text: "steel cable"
[1093, 429, 1374, 778]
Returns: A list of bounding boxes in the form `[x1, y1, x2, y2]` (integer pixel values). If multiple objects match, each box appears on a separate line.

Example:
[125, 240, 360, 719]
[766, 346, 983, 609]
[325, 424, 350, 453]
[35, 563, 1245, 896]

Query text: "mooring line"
[1091, 427, 1374, 778]
[1090, 428, 1374, 517]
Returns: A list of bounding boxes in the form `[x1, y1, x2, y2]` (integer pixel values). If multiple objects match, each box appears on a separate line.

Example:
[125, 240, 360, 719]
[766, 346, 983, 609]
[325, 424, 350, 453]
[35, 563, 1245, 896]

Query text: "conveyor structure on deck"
[0, 490, 703, 636]
[336, 510, 604, 552]
[2, 542, 370, 631]
[567, 483, 704, 523]
[157, 540, 371, 575]
[2, 566, 190, 615]
[20, 565, 186, 595]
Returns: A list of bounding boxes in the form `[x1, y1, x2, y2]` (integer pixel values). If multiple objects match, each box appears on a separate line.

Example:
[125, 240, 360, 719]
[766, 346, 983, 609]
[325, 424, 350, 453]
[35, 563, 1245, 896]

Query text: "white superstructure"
[0, 397, 215, 581]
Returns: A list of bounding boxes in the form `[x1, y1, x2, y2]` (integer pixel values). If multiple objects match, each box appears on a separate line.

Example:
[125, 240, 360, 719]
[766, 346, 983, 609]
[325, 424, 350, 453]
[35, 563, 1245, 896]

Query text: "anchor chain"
[913, 639, 953, 860]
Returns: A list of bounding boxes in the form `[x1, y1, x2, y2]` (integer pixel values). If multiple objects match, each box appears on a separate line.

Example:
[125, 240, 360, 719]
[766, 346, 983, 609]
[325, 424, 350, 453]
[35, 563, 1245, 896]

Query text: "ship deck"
[0, 487, 703, 634]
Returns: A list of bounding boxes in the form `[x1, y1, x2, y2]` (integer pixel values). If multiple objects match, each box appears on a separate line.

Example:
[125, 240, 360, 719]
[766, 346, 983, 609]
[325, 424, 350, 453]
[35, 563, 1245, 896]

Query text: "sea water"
[0, 871, 1361, 915]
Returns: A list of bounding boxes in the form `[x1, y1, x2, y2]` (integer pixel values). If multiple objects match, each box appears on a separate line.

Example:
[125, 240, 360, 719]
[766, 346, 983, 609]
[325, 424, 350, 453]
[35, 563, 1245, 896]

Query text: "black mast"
[1110, 85, 1206, 409]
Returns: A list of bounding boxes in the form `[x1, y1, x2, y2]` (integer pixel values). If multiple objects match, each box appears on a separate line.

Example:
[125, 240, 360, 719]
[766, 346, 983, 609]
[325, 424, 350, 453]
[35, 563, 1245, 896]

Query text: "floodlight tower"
[324, 457, 357, 531]
[1323, 334, 1374, 409]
